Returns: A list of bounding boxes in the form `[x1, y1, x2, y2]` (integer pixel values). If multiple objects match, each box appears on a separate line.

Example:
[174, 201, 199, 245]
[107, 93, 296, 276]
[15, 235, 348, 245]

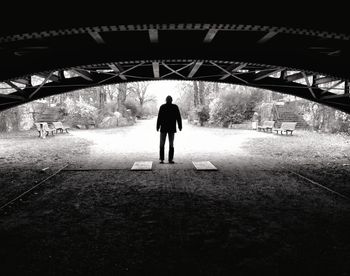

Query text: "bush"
[209, 91, 256, 127]
[63, 98, 98, 127]
[124, 99, 139, 117]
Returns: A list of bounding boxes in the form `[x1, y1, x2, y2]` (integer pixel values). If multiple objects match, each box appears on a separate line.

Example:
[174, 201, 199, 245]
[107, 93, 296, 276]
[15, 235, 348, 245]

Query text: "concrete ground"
[0, 118, 349, 275]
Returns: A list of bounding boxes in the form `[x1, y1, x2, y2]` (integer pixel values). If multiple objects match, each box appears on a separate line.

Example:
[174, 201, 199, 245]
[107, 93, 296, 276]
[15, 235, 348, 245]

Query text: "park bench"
[257, 121, 275, 132]
[34, 122, 56, 137]
[273, 122, 297, 135]
[52, 121, 70, 133]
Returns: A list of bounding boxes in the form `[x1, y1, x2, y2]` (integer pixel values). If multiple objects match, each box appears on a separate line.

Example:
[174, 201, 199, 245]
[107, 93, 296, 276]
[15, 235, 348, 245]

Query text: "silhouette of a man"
[156, 95, 182, 164]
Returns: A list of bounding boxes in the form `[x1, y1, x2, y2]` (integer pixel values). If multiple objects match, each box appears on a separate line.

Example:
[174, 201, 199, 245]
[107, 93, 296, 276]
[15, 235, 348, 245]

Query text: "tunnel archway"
[0, 14, 349, 113]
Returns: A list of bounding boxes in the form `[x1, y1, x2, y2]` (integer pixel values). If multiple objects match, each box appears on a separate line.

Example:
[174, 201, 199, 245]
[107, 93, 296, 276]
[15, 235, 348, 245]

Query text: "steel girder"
[0, 21, 349, 112]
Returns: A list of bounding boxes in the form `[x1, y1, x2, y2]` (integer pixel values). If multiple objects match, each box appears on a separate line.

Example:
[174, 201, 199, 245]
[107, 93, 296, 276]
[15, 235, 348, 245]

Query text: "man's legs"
[168, 132, 175, 163]
[159, 132, 167, 163]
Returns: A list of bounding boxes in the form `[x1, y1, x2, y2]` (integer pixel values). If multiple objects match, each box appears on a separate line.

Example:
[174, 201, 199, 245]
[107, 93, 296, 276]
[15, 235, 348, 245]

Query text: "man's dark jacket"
[156, 103, 182, 133]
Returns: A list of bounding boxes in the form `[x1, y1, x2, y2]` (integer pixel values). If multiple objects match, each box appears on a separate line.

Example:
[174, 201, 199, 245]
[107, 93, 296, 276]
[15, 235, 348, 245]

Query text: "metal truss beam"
[160, 62, 194, 79]
[188, 61, 203, 78]
[258, 31, 279, 44]
[314, 76, 338, 85]
[148, 29, 158, 43]
[254, 68, 283, 81]
[4, 81, 22, 91]
[71, 69, 93, 81]
[302, 72, 317, 99]
[88, 31, 106, 44]
[0, 60, 349, 114]
[285, 72, 308, 82]
[36, 73, 60, 82]
[152, 62, 160, 78]
[220, 63, 247, 80]
[204, 29, 218, 43]
[210, 61, 248, 84]
[108, 64, 127, 80]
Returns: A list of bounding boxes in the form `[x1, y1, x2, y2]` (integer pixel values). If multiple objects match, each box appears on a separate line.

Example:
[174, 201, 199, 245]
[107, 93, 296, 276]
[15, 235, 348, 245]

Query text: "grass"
[0, 129, 92, 170]
[244, 130, 350, 162]
[243, 129, 350, 197]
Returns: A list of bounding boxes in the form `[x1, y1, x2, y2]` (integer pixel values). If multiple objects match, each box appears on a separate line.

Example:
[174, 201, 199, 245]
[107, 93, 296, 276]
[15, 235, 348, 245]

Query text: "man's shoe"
[160, 160, 164, 164]
[169, 160, 175, 164]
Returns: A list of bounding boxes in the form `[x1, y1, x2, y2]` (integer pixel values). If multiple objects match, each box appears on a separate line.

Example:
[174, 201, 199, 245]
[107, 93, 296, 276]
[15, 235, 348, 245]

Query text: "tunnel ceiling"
[0, 10, 349, 112]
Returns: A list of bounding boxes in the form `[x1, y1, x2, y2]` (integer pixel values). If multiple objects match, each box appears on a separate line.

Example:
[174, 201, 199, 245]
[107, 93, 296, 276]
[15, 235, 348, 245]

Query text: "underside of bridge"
[0, 11, 349, 112]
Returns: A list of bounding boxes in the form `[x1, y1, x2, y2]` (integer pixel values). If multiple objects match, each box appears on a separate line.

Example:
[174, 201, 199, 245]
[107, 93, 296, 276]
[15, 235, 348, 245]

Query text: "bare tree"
[128, 82, 156, 109]
[103, 84, 118, 101]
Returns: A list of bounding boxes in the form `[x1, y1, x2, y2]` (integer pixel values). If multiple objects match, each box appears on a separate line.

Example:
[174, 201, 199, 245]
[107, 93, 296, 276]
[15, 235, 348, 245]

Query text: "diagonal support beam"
[152, 62, 160, 78]
[161, 62, 194, 79]
[36, 73, 60, 82]
[148, 29, 158, 43]
[117, 62, 145, 76]
[4, 81, 22, 91]
[314, 76, 338, 85]
[99, 62, 145, 84]
[285, 72, 310, 82]
[302, 72, 316, 99]
[12, 77, 31, 86]
[345, 80, 349, 94]
[71, 69, 93, 81]
[210, 62, 248, 84]
[254, 68, 284, 81]
[188, 61, 203, 78]
[161, 62, 186, 79]
[204, 29, 218, 43]
[88, 31, 105, 44]
[29, 71, 54, 99]
[220, 63, 247, 80]
[58, 70, 65, 80]
[258, 31, 279, 44]
[320, 80, 343, 95]
[108, 64, 127, 80]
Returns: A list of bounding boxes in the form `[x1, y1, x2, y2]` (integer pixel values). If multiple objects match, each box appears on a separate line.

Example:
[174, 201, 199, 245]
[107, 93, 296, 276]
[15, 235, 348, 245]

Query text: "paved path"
[72, 118, 276, 170]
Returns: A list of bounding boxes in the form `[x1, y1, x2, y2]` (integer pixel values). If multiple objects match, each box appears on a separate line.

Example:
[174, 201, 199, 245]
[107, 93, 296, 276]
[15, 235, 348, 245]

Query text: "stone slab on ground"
[192, 161, 218, 171]
[131, 161, 153, 171]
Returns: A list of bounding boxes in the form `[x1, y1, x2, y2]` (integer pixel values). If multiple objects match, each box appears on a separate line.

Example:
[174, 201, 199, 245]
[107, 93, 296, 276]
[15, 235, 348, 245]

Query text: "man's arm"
[156, 106, 162, 131]
[176, 105, 182, 131]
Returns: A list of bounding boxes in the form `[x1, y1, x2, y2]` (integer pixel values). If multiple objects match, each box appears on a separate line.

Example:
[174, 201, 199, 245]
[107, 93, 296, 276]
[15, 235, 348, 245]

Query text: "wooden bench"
[34, 123, 43, 137]
[273, 122, 297, 135]
[257, 121, 275, 132]
[52, 121, 70, 133]
[34, 122, 56, 138]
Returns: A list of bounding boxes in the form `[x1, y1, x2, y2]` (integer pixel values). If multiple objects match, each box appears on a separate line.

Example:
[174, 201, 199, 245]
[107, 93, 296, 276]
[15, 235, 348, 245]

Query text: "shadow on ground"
[0, 167, 349, 276]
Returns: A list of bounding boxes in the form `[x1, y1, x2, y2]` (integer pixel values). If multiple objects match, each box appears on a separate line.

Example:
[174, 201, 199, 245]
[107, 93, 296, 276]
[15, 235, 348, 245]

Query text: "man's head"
[166, 95, 173, 104]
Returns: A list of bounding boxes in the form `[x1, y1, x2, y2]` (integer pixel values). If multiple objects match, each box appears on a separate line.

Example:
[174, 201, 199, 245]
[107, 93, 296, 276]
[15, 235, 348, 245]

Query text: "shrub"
[63, 98, 98, 126]
[124, 99, 139, 117]
[209, 91, 256, 127]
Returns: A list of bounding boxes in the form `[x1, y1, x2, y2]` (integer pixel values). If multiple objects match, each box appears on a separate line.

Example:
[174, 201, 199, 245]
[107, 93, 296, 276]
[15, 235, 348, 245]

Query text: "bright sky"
[147, 80, 182, 108]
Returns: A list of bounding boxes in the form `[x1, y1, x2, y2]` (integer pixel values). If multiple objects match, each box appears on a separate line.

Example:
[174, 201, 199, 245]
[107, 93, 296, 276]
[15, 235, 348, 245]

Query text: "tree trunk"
[193, 81, 199, 107]
[99, 90, 106, 109]
[117, 83, 127, 113]
[198, 81, 205, 105]
[213, 82, 219, 97]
